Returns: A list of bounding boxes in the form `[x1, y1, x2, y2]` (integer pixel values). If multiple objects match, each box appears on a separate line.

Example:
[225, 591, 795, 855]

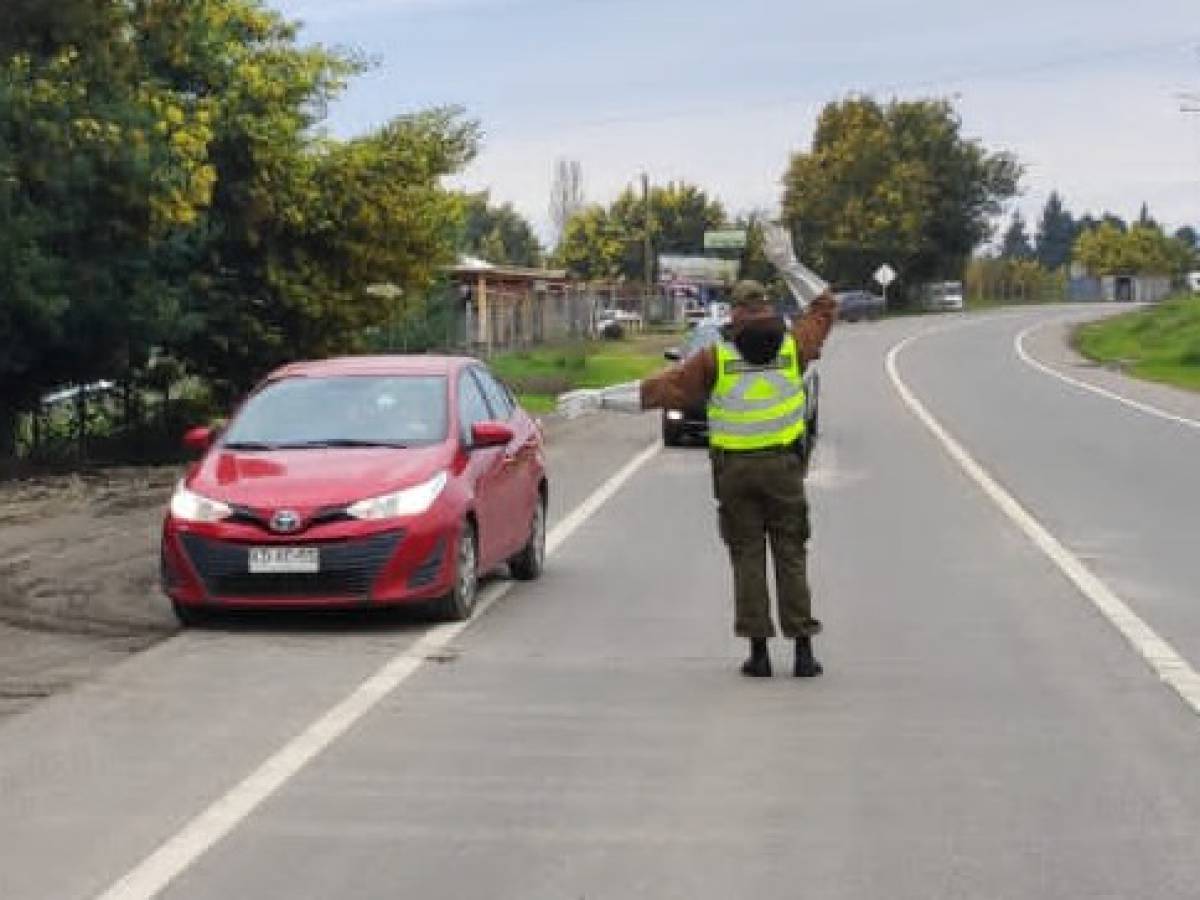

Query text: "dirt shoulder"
[0, 467, 181, 719]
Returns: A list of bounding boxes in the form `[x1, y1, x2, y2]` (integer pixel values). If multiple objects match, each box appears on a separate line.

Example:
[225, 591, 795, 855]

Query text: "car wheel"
[438, 521, 479, 621]
[172, 601, 213, 629]
[509, 493, 546, 582]
[662, 418, 683, 447]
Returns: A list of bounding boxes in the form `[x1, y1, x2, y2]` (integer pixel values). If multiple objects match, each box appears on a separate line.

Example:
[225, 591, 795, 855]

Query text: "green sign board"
[703, 229, 748, 251]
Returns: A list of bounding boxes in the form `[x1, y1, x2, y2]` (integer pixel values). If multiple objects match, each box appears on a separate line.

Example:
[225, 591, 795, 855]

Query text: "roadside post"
[873, 264, 897, 309]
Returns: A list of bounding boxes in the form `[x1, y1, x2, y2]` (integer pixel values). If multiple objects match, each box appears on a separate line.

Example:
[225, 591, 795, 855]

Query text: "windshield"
[222, 375, 448, 449]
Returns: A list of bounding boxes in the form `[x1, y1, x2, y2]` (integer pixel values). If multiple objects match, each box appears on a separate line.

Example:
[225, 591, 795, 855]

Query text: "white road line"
[887, 333, 1200, 718]
[1016, 319, 1200, 432]
[95, 439, 663, 900]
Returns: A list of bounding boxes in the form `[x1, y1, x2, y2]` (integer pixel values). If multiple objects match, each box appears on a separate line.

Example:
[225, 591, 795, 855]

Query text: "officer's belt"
[709, 444, 797, 459]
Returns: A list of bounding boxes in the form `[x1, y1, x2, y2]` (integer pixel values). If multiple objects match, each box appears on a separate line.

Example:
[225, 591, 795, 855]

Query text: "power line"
[491, 36, 1200, 137]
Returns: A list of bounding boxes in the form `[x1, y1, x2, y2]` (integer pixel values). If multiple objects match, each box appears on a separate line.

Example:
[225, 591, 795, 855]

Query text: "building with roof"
[448, 257, 647, 353]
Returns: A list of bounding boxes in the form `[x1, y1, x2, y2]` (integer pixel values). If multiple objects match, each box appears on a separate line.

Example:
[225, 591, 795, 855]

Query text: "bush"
[600, 321, 626, 341]
[16, 392, 222, 471]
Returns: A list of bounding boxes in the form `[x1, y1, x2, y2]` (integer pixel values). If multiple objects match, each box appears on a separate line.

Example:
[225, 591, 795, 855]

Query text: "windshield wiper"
[222, 441, 282, 451]
[275, 439, 412, 449]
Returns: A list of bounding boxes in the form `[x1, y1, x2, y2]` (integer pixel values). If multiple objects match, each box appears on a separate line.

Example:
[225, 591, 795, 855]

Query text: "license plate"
[248, 547, 320, 574]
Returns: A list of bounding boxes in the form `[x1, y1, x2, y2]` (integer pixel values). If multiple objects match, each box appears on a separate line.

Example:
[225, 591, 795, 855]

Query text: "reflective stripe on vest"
[708, 334, 807, 451]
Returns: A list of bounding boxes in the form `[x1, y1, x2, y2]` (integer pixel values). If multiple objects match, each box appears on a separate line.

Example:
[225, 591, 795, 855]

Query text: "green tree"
[558, 205, 625, 281]
[1035, 191, 1077, 271]
[1174, 226, 1198, 254]
[1076, 213, 1100, 235]
[458, 192, 543, 267]
[1000, 211, 1034, 260]
[0, 0, 122, 59]
[1137, 202, 1158, 231]
[559, 179, 726, 282]
[737, 214, 778, 286]
[781, 97, 1020, 297]
[1073, 223, 1193, 276]
[0, 1, 218, 453]
[0, 0, 483, 453]
[133, 2, 478, 399]
[1101, 212, 1129, 233]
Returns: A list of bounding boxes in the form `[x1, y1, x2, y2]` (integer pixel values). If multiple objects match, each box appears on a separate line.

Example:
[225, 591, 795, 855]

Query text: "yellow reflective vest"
[708, 334, 807, 451]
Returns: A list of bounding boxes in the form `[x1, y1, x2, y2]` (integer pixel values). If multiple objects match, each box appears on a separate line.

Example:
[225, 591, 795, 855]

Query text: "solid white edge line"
[886, 333, 1200, 718]
[1016, 319, 1200, 432]
[96, 438, 664, 900]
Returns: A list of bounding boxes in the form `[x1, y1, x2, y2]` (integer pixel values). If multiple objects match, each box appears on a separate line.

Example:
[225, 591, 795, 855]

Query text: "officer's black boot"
[793, 636, 823, 678]
[741, 638, 772, 677]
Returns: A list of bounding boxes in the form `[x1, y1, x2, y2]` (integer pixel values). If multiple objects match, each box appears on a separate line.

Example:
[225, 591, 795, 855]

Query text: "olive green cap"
[731, 280, 768, 307]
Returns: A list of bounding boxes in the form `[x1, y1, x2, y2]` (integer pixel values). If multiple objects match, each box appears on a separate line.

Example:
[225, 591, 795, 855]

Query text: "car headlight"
[170, 484, 233, 523]
[346, 471, 448, 521]
[666, 410, 684, 421]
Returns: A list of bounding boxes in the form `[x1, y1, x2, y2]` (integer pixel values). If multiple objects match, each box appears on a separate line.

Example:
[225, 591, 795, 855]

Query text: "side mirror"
[664, 348, 682, 362]
[183, 426, 216, 453]
[470, 421, 514, 449]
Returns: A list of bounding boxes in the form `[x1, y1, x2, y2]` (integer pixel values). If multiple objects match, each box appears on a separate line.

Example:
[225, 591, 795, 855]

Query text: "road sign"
[873, 264, 897, 288]
[659, 255, 739, 284]
[703, 230, 748, 251]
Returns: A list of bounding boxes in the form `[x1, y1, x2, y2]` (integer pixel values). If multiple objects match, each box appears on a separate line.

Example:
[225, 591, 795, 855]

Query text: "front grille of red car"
[179, 531, 403, 600]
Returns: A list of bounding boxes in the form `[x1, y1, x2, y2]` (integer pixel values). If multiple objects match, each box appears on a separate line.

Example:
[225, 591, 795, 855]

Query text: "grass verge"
[1074, 294, 1200, 393]
[491, 331, 680, 413]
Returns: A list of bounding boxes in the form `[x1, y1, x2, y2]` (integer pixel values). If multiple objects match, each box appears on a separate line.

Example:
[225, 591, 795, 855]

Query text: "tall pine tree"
[1000, 211, 1034, 260]
[1035, 191, 1076, 271]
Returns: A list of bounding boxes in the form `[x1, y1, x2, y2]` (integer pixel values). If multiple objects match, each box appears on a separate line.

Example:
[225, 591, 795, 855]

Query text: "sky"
[273, 0, 1200, 245]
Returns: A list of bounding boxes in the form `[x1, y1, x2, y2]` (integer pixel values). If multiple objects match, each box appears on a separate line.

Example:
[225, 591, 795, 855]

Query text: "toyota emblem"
[271, 510, 301, 534]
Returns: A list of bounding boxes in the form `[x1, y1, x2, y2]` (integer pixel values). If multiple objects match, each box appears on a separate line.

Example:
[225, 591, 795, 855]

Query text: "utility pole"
[641, 172, 653, 323]
[1181, 88, 1200, 219]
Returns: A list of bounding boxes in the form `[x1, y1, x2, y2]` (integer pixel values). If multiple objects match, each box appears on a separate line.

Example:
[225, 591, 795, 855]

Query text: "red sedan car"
[161, 356, 547, 626]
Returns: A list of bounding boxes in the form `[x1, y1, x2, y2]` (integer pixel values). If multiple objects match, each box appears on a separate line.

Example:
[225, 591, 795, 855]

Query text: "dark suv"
[835, 290, 886, 322]
[661, 320, 820, 456]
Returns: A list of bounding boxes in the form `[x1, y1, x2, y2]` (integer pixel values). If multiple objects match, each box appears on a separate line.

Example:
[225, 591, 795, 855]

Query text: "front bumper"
[162, 512, 457, 611]
[664, 407, 709, 436]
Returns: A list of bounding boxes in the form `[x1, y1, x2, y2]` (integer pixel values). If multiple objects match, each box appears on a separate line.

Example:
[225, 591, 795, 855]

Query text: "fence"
[2, 284, 676, 473]
[465, 288, 669, 356]
[3, 384, 215, 475]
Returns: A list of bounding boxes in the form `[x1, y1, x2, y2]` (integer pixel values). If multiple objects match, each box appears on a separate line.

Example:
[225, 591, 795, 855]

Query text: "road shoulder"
[1021, 315, 1200, 427]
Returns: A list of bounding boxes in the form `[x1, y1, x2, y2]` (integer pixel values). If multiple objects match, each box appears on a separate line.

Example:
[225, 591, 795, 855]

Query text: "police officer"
[638, 280, 837, 677]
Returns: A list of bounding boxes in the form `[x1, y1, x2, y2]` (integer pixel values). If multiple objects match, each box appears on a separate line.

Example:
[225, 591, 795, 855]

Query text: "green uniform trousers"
[712, 448, 822, 639]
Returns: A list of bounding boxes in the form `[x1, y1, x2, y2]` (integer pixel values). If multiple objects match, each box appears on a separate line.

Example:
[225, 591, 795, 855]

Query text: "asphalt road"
[3, 305, 1200, 900]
